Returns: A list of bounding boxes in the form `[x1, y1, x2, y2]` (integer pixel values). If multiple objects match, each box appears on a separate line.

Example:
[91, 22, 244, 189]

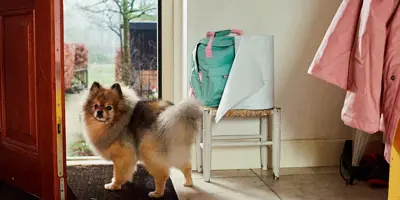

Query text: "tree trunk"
[120, 0, 132, 86]
[119, 27, 123, 58]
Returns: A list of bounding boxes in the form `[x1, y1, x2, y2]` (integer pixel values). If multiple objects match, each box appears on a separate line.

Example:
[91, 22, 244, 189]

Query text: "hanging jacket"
[308, 0, 400, 163]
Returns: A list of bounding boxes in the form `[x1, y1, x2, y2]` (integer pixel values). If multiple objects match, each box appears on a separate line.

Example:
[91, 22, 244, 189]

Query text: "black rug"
[67, 164, 179, 200]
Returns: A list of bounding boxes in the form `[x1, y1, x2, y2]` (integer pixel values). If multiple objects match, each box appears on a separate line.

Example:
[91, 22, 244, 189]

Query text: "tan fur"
[82, 82, 200, 198]
[145, 100, 173, 115]
[104, 141, 136, 190]
[139, 134, 170, 197]
[95, 132, 193, 197]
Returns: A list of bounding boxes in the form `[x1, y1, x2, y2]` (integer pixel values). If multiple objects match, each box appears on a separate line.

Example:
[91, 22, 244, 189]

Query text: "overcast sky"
[63, 0, 156, 61]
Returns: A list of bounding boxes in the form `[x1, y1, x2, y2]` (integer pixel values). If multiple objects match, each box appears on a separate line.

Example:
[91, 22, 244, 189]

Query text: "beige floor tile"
[170, 168, 256, 182]
[252, 166, 338, 177]
[179, 192, 218, 200]
[237, 169, 258, 177]
[211, 186, 281, 200]
[211, 169, 257, 178]
[262, 173, 388, 200]
[170, 168, 203, 180]
[172, 176, 280, 200]
[172, 168, 386, 199]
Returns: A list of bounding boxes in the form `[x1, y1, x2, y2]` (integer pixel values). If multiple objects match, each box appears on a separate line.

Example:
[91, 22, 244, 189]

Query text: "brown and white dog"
[81, 82, 202, 198]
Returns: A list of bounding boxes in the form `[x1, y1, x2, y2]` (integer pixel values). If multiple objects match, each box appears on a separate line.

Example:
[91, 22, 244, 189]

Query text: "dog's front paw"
[183, 182, 193, 187]
[183, 178, 193, 187]
[104, 182, 121, 190]
[148, 191, 163, 198]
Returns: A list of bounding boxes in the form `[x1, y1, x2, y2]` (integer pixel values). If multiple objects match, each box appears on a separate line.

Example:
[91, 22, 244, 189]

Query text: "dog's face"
[83, 82, 127, 124]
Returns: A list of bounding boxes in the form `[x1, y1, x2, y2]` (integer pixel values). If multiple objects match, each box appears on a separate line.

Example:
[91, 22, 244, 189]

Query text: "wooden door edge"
[52, 0, 67, 199]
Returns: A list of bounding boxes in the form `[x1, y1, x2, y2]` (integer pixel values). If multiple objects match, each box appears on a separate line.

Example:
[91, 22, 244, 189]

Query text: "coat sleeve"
[307, 0, 363, 90]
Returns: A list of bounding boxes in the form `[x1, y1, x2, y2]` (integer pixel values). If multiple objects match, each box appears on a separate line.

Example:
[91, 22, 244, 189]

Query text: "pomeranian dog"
[82, 81, 202, 198]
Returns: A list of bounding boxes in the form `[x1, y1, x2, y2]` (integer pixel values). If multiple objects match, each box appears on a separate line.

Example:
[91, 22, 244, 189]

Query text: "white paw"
[184, 180, 193, 187]
[148, 191, 163, 198]
[184, 183, 193, 187]
[104, 182, 121, 190]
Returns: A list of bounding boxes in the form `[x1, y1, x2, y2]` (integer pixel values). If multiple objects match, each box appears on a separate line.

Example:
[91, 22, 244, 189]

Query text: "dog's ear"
[90, 81, 102, 93]
[111, 83, 123, 97]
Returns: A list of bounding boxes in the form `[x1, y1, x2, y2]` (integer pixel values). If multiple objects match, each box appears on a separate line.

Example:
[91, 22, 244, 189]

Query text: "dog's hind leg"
[180, 161, 193, 187]
[146, 163, 169, 198]
[140, 134, 169, 198]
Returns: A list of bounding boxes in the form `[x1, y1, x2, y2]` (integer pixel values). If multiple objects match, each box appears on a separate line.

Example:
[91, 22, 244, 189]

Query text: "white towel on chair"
[215, 35, 274, 123]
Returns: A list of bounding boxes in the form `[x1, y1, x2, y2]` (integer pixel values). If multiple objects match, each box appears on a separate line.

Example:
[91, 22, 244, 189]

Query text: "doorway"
[63, 0, 162, 161]
[62, 0, 176, 198]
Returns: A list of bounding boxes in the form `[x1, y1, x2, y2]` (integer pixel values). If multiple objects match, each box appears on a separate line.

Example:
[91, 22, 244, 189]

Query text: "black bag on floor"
[339, 140, 389, 187]
[339, 140, 353, 184]
[362, 154, 389, 187]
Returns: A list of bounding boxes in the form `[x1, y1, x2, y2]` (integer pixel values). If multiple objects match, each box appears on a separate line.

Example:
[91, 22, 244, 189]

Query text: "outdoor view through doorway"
[63, 0, 160, 159]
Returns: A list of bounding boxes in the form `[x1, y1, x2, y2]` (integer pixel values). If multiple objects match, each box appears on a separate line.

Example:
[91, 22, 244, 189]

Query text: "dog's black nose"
[97, 110, 104, 118]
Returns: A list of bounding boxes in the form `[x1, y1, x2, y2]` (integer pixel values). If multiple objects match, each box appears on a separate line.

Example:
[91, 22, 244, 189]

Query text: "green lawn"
[66, 63, 116, 157]
[88, 63, 115, 86]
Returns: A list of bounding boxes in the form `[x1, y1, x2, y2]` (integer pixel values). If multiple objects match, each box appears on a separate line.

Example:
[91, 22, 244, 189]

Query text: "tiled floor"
[170, 167, 388, 200]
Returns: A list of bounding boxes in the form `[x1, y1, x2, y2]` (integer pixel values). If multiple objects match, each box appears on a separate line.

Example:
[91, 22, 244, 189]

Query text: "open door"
[0, 0, 67, 199]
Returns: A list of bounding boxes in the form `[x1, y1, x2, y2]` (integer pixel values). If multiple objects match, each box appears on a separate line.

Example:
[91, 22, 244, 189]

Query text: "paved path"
[65, 90, 88, 156]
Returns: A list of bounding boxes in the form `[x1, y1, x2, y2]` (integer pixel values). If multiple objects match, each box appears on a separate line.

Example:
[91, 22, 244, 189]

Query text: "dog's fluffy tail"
[158, 97, 203, 140]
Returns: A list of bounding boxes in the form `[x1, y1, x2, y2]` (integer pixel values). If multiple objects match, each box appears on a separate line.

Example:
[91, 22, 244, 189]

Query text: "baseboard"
[278, 138, 345, 168]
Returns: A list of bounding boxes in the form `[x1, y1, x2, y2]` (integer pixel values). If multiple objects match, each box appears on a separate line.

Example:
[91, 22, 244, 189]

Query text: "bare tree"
[78, 0, 156, 86]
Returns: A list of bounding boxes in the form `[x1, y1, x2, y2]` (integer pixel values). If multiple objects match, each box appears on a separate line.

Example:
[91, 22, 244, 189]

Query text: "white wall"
[185, 0, 357, 169]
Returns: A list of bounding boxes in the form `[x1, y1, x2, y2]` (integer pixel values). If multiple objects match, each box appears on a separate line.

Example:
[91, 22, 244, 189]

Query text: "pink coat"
[308, 0, 400, 163]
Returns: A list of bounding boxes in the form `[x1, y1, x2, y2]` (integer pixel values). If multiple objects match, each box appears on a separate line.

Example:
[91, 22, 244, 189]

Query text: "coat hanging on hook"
[307, 0, 400, 163]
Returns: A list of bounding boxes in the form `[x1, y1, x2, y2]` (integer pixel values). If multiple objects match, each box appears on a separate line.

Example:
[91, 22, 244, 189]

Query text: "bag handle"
[206, 29, 243, 37]
[205, 29, 243, 58]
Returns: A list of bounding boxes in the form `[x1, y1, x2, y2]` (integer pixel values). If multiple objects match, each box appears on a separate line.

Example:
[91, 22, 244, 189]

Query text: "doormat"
[67, 164, 179, 200]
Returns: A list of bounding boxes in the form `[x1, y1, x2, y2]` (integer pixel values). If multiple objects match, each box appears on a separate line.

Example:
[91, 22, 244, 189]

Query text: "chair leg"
[203, 108, 213, 182]
[196, 115, 203, 173]
[260, 117, 268, 170]
[272, 107, 281, 179]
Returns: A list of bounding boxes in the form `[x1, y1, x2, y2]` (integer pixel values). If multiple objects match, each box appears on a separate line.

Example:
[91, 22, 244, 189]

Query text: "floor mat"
[67, 164, 179, 200]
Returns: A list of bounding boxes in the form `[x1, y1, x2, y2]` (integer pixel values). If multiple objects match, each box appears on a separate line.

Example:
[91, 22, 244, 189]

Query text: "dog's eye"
[94, 104, 99, 109]
[106, 106, 113, 111]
